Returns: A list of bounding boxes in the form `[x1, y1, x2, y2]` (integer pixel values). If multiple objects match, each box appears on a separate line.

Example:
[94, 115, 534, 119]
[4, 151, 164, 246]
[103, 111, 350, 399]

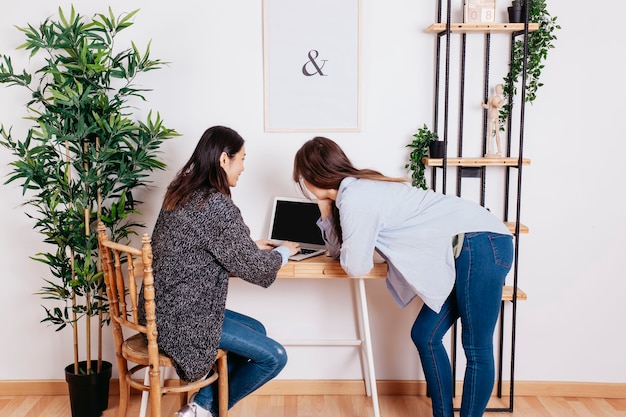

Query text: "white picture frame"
[263, 0, 361, 132]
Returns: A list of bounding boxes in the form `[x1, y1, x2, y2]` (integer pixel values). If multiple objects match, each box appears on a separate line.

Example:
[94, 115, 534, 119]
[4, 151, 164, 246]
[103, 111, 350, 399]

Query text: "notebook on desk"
[268, 196, 327, 261]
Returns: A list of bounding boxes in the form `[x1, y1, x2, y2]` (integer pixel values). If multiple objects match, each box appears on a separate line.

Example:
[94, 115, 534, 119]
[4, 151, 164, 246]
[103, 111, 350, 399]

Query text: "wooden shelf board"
[427, 23, 539, 33]
[504, 222, 529, 234]
[424, 157, 530, 167]
[502, 285, 527, 301]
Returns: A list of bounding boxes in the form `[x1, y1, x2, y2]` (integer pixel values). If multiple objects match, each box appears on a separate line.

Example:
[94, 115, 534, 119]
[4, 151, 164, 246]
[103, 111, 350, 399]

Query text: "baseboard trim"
[1, 379, 624, 399]
[254, 380, 626, 399]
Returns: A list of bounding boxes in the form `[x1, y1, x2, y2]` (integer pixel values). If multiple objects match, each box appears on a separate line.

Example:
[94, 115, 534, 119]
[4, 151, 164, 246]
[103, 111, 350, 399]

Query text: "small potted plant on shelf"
[508, 0, 525, 23]
[0, 6, 178, 417]
[405, 124, 441, 190]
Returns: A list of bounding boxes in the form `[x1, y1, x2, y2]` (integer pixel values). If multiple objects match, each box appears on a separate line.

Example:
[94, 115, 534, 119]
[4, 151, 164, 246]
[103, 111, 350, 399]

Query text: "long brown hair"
[163, 126, 244, 210]
[293, 136, 407, 240]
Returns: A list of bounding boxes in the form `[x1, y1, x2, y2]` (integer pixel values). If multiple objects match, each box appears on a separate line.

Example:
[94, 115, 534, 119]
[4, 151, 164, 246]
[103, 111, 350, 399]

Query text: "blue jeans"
[194, 309, 288, 416]
[411, 232, 513, 417]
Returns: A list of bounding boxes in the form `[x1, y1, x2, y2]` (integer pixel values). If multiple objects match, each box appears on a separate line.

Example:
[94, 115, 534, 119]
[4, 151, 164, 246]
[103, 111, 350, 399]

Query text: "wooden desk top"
[277, 254, 387, 279]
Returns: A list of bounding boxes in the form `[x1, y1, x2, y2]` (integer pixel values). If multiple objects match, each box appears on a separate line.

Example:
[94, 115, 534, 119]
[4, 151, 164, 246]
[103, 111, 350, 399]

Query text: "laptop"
[268, 196, 327, 261]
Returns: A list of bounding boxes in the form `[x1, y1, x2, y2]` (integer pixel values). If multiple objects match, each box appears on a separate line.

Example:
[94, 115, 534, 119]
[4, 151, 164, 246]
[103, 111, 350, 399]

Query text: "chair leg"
[148, 365, 164, 417]
[217, 353, 229, 417]
[117, 375, 131, 417]
[179, 384, 188, 410]
[139, 366, 168, 417]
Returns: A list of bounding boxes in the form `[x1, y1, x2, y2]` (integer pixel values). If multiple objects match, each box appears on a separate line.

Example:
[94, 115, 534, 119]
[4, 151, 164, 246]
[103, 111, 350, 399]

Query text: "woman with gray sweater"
[139, 126, 299, 417]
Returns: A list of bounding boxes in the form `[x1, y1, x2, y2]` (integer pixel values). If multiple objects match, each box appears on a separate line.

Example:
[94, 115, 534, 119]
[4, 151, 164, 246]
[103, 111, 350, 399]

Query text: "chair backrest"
[98, 221, 229, 417]
[97, 222, 160, 385]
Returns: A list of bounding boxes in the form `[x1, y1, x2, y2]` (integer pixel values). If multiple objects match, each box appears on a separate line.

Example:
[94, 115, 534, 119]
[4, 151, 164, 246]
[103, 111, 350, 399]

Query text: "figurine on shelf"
[481, 83, 504, 158]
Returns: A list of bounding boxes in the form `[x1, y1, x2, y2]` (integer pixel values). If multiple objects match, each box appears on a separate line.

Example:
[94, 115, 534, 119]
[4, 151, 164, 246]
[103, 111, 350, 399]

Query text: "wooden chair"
[98, 221, 228, 417]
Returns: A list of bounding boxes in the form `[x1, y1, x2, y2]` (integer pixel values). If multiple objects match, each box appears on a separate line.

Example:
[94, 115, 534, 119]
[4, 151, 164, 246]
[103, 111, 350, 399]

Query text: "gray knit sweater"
[138, 190, 283, 382]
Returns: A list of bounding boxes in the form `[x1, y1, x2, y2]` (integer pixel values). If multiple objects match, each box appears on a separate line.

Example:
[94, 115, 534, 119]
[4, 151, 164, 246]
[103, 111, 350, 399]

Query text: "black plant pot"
[65, 361, 112, 417]
[508, 5, 524, 23]
[429, 141, 446, 158]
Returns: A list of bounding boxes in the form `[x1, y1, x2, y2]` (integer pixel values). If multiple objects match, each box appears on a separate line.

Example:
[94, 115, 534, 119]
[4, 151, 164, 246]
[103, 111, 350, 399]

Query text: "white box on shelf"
[464, 0, 496, 23]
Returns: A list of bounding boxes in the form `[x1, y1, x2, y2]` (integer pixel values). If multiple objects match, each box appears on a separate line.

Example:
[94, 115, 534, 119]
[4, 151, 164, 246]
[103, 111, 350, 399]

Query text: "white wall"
[0, 0, 624, 385]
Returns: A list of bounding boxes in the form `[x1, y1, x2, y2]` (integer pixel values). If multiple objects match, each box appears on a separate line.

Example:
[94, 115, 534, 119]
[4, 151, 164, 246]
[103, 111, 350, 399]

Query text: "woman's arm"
[317, 215, 341, 259]
[202, 194, 283, 287]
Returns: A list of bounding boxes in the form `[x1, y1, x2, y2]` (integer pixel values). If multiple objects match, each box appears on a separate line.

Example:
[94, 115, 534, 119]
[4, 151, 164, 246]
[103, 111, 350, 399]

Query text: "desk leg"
[354, 278, 381, 417]
[139, 370, 149, 417]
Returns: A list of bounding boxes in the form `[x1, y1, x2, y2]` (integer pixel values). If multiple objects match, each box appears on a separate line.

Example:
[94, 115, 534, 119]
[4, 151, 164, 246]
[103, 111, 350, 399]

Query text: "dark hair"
[163, 126, 244, 210]
[293, 136, 406, 241]
[293, 136, 406, 193]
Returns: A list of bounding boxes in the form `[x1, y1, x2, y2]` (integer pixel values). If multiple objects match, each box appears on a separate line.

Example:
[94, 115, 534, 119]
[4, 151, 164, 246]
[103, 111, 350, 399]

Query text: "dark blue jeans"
[411, 232, 513, 417]
[194, 309, 288, 416]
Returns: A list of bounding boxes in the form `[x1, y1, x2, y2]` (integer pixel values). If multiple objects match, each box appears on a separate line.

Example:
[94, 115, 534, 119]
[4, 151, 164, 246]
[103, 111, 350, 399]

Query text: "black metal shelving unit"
[424, 0, 535, 412]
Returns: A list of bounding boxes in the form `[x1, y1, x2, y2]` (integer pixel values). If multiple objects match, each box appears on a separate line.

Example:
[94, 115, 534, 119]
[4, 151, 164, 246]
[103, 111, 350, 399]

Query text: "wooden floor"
[1, 393, 625, 417]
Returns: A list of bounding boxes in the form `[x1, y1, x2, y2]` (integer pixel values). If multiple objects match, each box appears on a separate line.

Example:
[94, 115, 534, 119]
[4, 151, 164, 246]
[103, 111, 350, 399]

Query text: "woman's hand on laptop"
[256, 239, 300, 256]
[256, 239, 300, 255]
[281, 241, 301, 256]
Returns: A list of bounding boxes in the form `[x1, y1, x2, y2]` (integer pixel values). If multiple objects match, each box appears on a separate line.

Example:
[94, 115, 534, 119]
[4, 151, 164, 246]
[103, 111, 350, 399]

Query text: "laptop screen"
[269, 197, 325, 246]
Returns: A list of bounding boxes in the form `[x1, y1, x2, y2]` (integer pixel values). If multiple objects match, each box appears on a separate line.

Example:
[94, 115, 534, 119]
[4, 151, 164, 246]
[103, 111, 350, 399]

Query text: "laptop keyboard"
[300, 248, 318, 255]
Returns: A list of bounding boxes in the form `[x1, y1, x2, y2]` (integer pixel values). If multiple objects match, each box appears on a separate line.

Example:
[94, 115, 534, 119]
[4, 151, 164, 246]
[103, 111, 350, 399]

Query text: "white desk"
[277, 255, 387, 417]
[275, 255, 527, 417]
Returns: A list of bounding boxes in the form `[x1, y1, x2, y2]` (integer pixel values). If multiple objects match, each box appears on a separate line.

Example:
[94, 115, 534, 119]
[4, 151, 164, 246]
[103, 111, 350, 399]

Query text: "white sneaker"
[174, 402, 213, 417]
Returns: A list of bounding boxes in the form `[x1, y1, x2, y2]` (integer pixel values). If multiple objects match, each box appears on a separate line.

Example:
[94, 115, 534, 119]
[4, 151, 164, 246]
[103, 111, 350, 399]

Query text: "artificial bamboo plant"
[0, 6, 178, 375]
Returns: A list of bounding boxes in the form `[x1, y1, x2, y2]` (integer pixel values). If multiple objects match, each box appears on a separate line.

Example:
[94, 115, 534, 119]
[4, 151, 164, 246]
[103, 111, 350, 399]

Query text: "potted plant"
[499, 0, 560, 129]
[405, 124, 440, 190]
[0, 6, 178, 417]
[508, 0, 524, 23]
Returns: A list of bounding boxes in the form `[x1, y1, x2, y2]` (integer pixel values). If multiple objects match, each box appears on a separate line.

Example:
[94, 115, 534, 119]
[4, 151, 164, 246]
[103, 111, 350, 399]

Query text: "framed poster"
[263, 0, 361, 132]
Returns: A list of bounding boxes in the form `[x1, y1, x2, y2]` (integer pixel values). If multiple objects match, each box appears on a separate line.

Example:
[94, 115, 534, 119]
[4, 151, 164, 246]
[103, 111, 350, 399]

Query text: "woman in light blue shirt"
[293, 137, 513, 417]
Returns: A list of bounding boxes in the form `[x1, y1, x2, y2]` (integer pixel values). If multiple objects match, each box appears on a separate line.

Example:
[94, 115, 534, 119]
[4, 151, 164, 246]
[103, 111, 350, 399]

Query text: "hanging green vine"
[499, 0, 560, 128]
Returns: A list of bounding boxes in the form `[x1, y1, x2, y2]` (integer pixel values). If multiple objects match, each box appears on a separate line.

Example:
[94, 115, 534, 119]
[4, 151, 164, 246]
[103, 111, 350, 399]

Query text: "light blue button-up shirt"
[317, 177, 510, 313]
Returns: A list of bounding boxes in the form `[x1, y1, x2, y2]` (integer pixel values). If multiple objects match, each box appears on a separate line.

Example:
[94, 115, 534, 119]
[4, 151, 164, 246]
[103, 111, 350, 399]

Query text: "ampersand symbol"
[302, 50, 327, 76]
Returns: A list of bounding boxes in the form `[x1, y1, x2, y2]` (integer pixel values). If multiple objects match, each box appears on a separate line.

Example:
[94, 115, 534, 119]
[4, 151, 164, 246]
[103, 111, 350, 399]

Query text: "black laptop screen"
[270, 200, 325, 245]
